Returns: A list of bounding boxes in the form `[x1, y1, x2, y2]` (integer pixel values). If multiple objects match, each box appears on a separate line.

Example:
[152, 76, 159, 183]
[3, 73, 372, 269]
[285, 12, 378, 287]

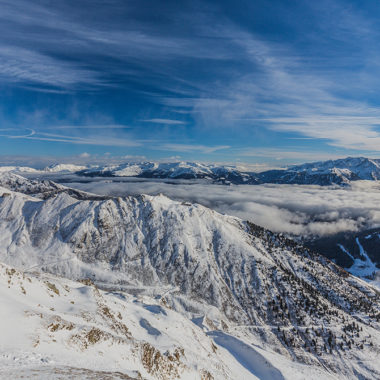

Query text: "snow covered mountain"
[256, 167, 360, 185]
[0, 171, 108, 201]
[0, 166, 39, 174]
[49, 157, 380, 186]
[4, 156, 380, 186]
[253, 157, 380, 185]
[77, 161, 257, 184]
[44, 164, 87, 173]
[0, 173, 379, 378]
[290, 157, 380, 181]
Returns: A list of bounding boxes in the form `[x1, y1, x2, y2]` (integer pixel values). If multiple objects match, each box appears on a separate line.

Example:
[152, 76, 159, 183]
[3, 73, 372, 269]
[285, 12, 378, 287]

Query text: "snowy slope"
[0, 262, 266, 379]
[0, 261, 343, 380]
[291, 157, 380, 180]
[0, 166, 39, 173]
[0, 173, 379, 378]
[44, 164, 87, 173]
[0, 171, 108, 200]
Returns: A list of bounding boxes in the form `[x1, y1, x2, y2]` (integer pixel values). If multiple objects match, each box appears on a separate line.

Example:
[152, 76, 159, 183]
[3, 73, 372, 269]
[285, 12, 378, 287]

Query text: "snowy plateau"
[0, 171, 379, 379]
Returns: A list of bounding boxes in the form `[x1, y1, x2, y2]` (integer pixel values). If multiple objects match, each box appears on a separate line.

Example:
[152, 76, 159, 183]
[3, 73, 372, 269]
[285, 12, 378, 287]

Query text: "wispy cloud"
[0, 129, 141, 147]
[0, 126, 231, 154]
[0, 46, 99, 89]
[160, 143, 230, 154]
[262, 116, 380, 151]
[162, 20, 380, 153]
[41, 125, 130, 130]
[2, 0, 380, 159]
[0, 0, 234, 92]
[239, 148, 349, 162]
[140, 119, 186, 125]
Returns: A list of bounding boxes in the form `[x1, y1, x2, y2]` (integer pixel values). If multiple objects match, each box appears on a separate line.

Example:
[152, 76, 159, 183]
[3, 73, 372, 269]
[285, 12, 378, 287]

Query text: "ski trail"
[355, 238, 377, 276]
[337, 244, 355, 261]
[356, 238, 373, 264]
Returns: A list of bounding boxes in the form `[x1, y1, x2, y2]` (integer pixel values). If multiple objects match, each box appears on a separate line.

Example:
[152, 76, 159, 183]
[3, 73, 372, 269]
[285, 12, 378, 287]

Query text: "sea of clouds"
[51, 175, 380, 238]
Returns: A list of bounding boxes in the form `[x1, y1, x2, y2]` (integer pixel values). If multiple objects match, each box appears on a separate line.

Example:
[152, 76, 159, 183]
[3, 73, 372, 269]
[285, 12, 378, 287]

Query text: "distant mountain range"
[75, 157, 380, 185]
[9, 156, 380, 186]
[76, 161, 259, 184]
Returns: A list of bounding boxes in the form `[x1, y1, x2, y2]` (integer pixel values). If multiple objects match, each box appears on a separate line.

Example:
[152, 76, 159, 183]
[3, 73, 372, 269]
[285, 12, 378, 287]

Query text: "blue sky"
[2, 0, 380, 166]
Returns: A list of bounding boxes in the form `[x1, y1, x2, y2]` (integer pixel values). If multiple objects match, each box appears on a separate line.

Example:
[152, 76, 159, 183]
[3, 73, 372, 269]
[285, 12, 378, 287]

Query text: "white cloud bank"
[58, 177, 380, 238]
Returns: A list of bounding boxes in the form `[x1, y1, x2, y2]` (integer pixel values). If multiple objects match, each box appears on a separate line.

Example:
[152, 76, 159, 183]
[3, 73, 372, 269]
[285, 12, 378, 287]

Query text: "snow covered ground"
[0, 172, 379, 379]
[0, 262, 249, 379]
[0, 262, 341, 380]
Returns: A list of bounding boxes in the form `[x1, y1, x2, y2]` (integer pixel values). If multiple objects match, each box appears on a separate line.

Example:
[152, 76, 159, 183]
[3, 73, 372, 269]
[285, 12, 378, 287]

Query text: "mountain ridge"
[0, 173, 379, 378]
[5, 156, 380, 186]
[65, 156, 380, 185]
